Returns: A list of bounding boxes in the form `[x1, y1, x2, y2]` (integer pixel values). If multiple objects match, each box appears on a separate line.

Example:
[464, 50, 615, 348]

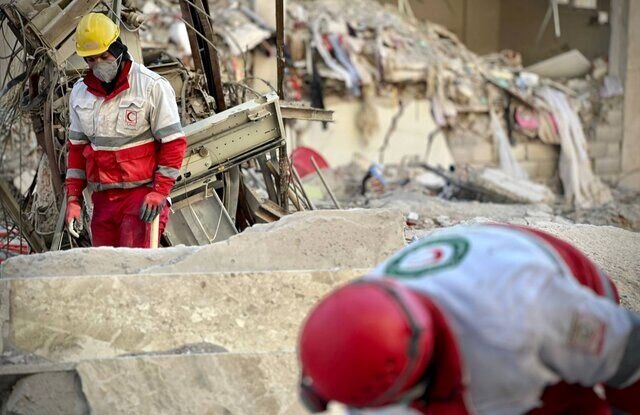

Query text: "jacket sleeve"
[66, 96, 88, 200]
[533, 274, 640, 402]
[149, 77, 187, 196]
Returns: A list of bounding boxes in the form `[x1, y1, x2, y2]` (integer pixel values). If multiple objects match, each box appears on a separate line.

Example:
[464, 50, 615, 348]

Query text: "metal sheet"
[164, 191, 237, 246]
[175, 92, 285, 189]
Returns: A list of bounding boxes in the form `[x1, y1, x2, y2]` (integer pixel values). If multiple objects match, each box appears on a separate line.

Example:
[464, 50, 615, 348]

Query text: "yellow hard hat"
[75, 13, 120, 57]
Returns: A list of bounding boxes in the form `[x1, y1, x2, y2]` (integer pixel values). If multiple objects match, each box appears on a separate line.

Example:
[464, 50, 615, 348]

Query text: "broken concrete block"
[2, 270, 362, 363]
[2, 209, 405, 278]
[1, 372, 88, 415]
[75, 352, 305, 415]
[475, 168, 556, 204]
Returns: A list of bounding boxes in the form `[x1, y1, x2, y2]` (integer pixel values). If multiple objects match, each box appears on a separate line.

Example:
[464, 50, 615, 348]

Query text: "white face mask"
[93, 54, 122, 83]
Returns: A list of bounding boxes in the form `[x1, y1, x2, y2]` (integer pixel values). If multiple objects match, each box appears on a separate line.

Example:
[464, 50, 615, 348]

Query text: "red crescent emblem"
[124, 109, 137, 127]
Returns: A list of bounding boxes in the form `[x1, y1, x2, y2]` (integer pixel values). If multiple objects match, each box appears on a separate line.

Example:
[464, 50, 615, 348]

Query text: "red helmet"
[298, 278, 435, 409]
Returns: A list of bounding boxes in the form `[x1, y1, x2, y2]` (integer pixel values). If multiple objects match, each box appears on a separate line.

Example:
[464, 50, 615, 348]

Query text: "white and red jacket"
[66, 59, 186, 199]
[366, 224, 640, 415]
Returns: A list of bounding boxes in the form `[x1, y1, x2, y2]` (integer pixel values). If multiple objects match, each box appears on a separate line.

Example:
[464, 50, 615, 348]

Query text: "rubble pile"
[2, 208, 639, 414]
[367, 190, 569, 229]
[284, 0, 612, 208]
[139, 0, 273, 87]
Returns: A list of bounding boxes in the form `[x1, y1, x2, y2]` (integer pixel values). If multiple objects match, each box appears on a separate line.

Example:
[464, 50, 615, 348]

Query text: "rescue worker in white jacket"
[65, 13, 187, 247]
[298, 224, 640, 415]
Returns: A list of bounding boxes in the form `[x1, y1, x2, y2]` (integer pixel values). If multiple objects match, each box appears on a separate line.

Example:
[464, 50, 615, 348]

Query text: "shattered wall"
[447, 122, 560, 184]
[447, 97, 625, 187]
[590, 97, 624, 183]
[290, 97, 454, 169]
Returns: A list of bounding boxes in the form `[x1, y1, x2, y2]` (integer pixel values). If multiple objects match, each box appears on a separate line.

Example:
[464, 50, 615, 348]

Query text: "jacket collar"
[83, 59, 133, 101]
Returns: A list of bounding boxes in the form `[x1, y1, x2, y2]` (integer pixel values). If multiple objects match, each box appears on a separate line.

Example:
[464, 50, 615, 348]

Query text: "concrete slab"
[2, 209, 405, 278]
[1, 372, 88, 415]
[75, 352, 304, 415]
[1, 269, 362, 363]
[0, 354, 413, 415]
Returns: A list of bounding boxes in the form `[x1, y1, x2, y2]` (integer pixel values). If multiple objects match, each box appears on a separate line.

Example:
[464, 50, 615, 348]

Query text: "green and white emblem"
[385, 236, 469, 278]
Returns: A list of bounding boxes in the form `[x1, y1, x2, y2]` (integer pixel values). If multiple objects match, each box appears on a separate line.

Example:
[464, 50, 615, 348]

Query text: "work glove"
[139, 191, 167, 224]
[65, 198, 83, 238]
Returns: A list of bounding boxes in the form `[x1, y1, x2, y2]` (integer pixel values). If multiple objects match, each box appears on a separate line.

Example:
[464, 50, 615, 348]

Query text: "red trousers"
[91, 187, 169, 248]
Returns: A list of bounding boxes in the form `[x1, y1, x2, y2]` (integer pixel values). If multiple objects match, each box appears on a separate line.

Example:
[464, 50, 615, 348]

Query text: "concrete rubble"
[1, 372, 88, 415]
[75, 352, 305, 415]
[368, 190, 571, 228]
[1, 208, 405, 278]
[1, 269, 362, 363]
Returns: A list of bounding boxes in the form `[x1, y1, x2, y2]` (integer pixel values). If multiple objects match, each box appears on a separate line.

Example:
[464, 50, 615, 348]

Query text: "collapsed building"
[0, 0, 639, 413]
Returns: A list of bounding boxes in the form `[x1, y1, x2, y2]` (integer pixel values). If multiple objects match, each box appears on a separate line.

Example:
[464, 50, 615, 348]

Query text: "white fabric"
[367, 225, 633, 415]
[537, 87, 612, 208]
[490, 110, 528, 180]
[69, 61, 183, 151]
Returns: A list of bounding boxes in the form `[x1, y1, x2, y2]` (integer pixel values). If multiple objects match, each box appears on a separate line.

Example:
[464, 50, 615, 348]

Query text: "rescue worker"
[298, 224, 640, 414]
[65, 13, 186, 247]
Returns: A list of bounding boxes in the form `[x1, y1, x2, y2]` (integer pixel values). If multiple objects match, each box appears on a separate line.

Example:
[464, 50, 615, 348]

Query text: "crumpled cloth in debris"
[490, 111, 528, 180]
[328, 34, 361, 96]
[312, 13, 357, 93]
[537, 87, 612, 208]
